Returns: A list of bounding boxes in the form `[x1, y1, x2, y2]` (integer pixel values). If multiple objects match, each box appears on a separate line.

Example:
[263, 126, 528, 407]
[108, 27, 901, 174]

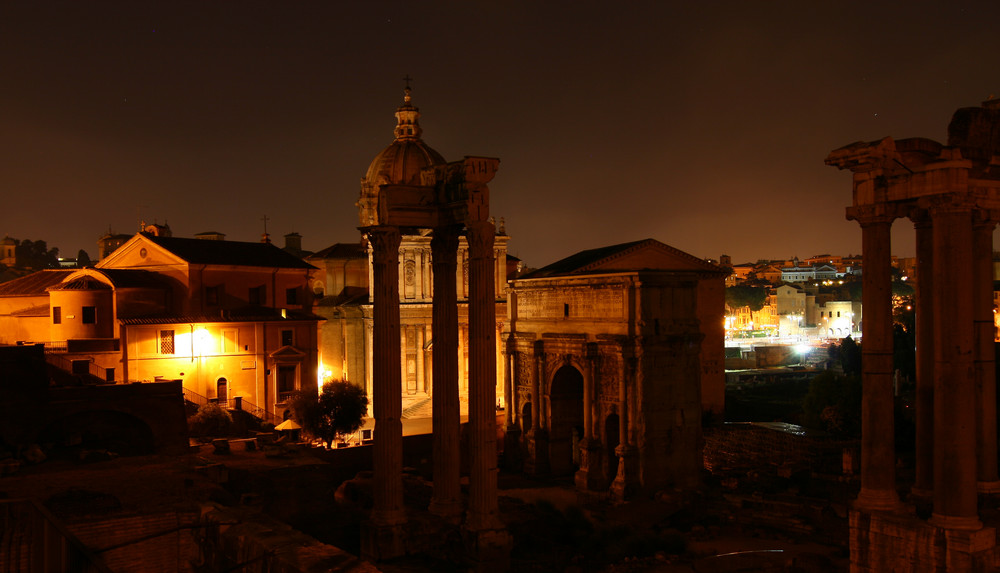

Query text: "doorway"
[548, 365, 584, 476]
[217, 378, 228, 406]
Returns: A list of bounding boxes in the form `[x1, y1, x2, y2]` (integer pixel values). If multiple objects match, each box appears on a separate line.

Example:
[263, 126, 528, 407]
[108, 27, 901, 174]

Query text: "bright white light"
[795, 344, 811, 355]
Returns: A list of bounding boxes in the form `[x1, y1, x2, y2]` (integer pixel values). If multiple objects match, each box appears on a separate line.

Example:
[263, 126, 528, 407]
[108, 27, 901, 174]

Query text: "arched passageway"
[549, 365, 583, 476]
[605, 413, 620, 483]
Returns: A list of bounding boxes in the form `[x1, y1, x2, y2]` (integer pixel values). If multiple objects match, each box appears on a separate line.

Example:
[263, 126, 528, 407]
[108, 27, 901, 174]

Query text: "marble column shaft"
[912, 216, 934, 497]
[973, 218, 1000, 491]
[466, 220, 502, 531]
[429, 227, 461, 518]
[929, 205, 981, 529]
[854, 216, 901, 512]
[368, 227, 405, 526]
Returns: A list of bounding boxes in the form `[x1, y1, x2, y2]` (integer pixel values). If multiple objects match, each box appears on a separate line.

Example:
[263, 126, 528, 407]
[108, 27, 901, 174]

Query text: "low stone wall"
[67, 510, 201, 572]
[703, 422, 851, 475]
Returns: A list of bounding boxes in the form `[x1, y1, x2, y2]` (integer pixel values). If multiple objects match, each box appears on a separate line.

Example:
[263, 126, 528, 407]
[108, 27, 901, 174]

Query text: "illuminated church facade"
[311, 87, 511, 414]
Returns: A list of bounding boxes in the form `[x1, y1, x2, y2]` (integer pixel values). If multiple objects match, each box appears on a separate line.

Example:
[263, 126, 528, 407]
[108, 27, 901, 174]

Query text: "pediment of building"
[97, 235, 187, 269]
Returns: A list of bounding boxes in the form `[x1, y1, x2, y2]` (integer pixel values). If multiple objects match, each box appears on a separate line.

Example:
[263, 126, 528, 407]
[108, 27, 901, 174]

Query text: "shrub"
[187, 402, 234, 437]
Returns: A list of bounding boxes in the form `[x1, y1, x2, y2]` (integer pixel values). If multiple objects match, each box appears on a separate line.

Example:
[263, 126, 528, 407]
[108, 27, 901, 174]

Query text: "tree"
[725, 285, 768, 311]
[15, 239, 59, 269]
[287, 381, 369, 448]
[77, 249, 92, 267]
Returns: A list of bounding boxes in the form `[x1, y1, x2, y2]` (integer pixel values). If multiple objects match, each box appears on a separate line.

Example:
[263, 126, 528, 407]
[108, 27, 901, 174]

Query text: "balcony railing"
[182, 390, 280, 426]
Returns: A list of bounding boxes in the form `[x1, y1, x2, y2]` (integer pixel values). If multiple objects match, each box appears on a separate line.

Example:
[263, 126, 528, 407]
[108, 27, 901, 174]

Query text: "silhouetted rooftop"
[143, 234, 316, 269]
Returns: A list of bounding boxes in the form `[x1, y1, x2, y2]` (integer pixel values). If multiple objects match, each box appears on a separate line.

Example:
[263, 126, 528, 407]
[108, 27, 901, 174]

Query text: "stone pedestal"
[524, 428, 549, 477]
[360, 521, 407, 562]
[575, 438, 606, 491]
[462, 526, 513, 573]
[502, 426, 522, 471]
[611, 444, 639, 501]
[850, 510, 997, 573]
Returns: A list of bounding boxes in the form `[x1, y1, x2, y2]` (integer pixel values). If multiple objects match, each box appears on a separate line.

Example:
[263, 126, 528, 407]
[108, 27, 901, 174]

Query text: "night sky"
[3, 2, 998, 268]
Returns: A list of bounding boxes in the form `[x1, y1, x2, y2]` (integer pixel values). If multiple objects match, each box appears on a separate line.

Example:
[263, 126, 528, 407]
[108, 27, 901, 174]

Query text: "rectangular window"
[281, 329, 294, 347]
[205, 285, 220, 306]
[222, 329, 238, 353]
[249, 285, 265, 305]
[53, 306, 61, 324]
[285, 287, 298, 305]
[159, 330, 175, 354]
[277, 365, 296, 400]
[82, 306, 96, 324]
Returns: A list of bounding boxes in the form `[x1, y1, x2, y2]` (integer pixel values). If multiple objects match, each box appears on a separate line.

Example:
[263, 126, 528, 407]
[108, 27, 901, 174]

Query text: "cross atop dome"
[395, 76, 421, 141]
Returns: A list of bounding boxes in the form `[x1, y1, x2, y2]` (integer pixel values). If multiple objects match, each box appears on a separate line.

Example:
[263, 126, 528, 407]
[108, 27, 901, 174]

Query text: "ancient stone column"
[853, 213, 902, 512]
[929, 201, 981, 530]
[416, 326, 425, 394]
[575, 344, 603, 491]
[362, 225, 406, 559]
[612, 346, 639, 500]
[429, 226, 462, 520]
[973, 216, 1000, 493]
[911, 214, 934, 499]
[465, 220, 503, 531]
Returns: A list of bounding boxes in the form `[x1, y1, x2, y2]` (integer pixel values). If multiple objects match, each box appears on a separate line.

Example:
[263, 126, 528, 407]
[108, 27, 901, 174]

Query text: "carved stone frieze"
[515, 352, 533, 390]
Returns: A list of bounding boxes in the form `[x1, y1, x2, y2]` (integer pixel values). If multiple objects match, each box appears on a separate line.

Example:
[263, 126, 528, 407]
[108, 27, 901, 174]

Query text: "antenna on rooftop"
[261, 215, 271, 244]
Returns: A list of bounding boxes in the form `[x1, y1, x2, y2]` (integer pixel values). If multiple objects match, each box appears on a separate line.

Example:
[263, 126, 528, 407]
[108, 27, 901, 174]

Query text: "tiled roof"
[316, 286, 369, 307]
[307, 242, 367, 261]
[49, 275, 112, 291]
[144, 234, 316, 269]
[10, 303, 49, 317]
[520, 239, 724, 279]
[118, 307, 323, 325]
[0, 270, 74, 296]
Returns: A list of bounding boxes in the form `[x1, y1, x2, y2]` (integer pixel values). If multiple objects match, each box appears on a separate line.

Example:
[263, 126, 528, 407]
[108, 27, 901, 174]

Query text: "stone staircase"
[400, 395, 470, 419]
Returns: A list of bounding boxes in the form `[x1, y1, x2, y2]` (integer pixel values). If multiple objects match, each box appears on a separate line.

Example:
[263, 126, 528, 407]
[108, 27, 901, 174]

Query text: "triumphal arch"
[358, 85, 509, 567]
[504, 239, 726, 499]
[826, 99, 1000, 572]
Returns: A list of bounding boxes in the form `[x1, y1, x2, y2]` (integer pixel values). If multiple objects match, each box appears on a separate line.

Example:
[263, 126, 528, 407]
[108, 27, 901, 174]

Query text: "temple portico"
[826, 99, 1000, 571]
[356, 85, 510, 568]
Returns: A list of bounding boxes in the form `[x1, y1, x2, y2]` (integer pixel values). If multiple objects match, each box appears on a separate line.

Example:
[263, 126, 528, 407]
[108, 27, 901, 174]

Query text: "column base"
[928, 513, 983, 531]
[428, 499, 463, 524]
[360, 519, 407, 561]
[574, 438, 606, 491]
[462, 524, 512, 573]
[854, 487, 903, 513]
[976, 480, 1000, 494]
[502, 426, 522, 471]
[851, 509, 997, 573]
[523, 428, 549, 477]
[610, 445, 639, 501]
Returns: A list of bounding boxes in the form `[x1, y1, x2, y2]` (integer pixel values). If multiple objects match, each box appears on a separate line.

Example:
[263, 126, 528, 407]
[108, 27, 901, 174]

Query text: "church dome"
[358, 85, 446, 226]
[364, 86, 445, 185]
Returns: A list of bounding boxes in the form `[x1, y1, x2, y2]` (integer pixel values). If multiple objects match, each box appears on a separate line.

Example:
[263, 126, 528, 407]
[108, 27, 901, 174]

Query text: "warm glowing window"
[53, 306, 61, 324]
[82, 306, 96, 324]
[160, 330, 175, 354]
